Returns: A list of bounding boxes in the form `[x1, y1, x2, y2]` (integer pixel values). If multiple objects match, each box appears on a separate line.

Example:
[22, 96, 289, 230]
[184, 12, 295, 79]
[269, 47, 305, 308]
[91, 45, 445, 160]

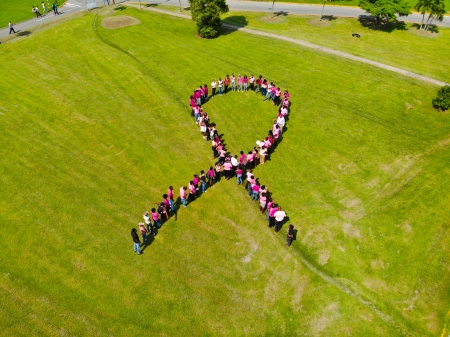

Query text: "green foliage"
[359, 0, 411, 23]
[188, 0, 229, 38]
[432, 85, 450, 110]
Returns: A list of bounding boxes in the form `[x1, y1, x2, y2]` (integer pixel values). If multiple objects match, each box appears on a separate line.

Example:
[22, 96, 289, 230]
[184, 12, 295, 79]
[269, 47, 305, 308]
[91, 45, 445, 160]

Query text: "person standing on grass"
[286, 224, 295, 246]
[243, 75, 248, 91]
[236, 165, 243, 185]
[193, 174, 200, 197]
[8, 22, 16, 34]
[143, 211, 153, 233]
[268, 203, 278, 228]
[151, 208, 161, 229]
[200, 170, 207, 193]
[247, 151, 254, 169]
[249, 75, 255, 91]
[214, 162, 222, 183]
[237, 74, 243, 92]
[162, 194, 171, 218]
[231, 155, 239, 177]
[211, 79, 216, 98]
[180, 186, 188, 207]
[42, 1, 47, 13]
[251, 182, 260, 201]
[138, 223, 148, 244]
[224, 75, 230, 94]
[255, 75, 262, 93]
[260, 192, 267, 213]
[274, 206, 286, 232]
[223, 160, 233, 180]
[188, 181, 196, 201]
[157, 202, 168, 224]
[259, 146, 267, 165]
[204, 84, 209, 101]
[207, 166, 215, 187]
[168, 186, 175, 213]
[131, 228, 142, 255]
[218, 77, 223, 96]
[231, 73, 236, 92]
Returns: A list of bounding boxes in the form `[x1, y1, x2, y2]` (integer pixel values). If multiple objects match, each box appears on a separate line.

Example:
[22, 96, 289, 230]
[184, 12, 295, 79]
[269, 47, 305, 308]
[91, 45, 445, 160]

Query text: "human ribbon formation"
[138, 74, 294, 247]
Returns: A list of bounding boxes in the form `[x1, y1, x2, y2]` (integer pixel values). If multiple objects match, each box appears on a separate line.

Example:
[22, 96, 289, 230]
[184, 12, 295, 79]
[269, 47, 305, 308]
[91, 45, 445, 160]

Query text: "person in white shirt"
[231, 155, 239, 176]
[277, 115, 285, 130]
[274, 207, 286, 232]
[211, 79, 217, 98]
[42, 1, 46, 13]
[9, 21, 16, 34]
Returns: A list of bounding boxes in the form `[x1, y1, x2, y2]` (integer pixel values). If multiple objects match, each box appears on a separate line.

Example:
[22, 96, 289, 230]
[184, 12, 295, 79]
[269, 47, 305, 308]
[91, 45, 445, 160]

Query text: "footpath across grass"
[0, 0, 63, 27]
[1, 6, 449, 336]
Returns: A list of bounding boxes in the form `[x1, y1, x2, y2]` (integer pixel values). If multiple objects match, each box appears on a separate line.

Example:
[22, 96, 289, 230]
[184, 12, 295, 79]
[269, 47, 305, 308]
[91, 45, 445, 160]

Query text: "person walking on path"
[52, 2, 60, 15]
[8, 22, 16, 34]
[286, 224, 295, 246]
[138, 223, 148, 244]
[131, 228, 142, 255]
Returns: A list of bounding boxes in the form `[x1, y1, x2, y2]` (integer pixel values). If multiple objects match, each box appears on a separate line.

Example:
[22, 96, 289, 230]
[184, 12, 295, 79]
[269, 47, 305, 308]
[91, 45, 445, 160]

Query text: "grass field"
[154, 4, 450, 83]
[1, 6, 450, 336]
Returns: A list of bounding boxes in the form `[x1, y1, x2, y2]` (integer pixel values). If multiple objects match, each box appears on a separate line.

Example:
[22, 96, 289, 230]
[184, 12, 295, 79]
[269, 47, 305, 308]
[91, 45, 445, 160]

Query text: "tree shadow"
[321, 15, 337, 21]
[411, 23, 439, 33]
[114, 6, 127, 11]
[358, 15, 407, 32]
[221, 16, 249, 35]
[145, 3, 158, 7]
[184, 6, 190, 10]
[17, 31, 32, 37]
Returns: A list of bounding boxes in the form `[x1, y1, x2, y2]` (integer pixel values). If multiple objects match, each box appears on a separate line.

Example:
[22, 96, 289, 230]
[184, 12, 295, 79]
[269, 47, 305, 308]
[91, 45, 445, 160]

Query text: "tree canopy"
[359, 0, 411, 23]
[188, 0, 229, 39]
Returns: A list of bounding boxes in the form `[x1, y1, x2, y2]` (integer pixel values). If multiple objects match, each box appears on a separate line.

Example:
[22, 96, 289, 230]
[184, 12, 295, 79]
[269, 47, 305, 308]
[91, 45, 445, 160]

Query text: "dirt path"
[126, 4, 449, 87]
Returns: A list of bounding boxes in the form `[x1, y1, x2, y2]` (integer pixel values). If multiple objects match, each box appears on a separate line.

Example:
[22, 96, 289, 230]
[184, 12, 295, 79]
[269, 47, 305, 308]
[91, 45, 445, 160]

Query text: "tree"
[188, 0, 229, 39]
[415, 0, 433, 29]
[359, 0, 411, 24]
[423, 0, 446, 31]
[432, 85, 450, 111]
[320, 0, 332, 21]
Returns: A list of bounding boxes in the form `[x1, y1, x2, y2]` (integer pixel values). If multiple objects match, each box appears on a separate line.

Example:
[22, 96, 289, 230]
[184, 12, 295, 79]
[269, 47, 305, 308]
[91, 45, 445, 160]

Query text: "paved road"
[1, 0, 448, 39]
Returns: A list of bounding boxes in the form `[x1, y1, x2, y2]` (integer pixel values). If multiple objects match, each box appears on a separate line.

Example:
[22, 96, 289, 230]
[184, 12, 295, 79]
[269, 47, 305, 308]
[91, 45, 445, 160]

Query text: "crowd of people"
[131, 74, 295, 255]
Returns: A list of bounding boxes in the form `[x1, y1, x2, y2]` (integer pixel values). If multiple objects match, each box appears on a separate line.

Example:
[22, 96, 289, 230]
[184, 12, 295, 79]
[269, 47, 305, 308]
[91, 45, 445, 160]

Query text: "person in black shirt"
[131, 228, 142, 255]
[286, 224, 294, 247]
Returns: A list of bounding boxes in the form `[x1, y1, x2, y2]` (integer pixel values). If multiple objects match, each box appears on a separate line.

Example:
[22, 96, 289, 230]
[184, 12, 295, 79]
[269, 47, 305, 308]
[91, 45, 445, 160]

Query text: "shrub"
[432, 85, 450, 111]
[188, 0, 229, 39]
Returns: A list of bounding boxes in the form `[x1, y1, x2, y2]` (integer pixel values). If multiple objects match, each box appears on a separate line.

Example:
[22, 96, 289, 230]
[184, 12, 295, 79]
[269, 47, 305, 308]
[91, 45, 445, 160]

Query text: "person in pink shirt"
[167, 186, 175, 212]
[247, 151, 254, 169]
[204, 84, 209, 101]
[268, 203, 279, 228]
[151, 208, 161, 229]
[199, 85, 205, 104]
[223, 160, 233, 180]
[243, 75, 248, 91]
[251, 183, 261, 201]
[211, 139, 219, 159]
[236, 166, 243, 185]
[255, 75, 262, 93]
[218, 146, 227, 165]
[239, 151, 247, 168]
[207, 166, 215, 187]
[259, 192, 267, 213]
[273, 125, 281, 143]
[180, 186, 188, 207]
[274, 87, 282, 106]
[245, 169, 253, 189]
[162, 194, 171, 218]
[224, 75, 230, 94]
[265, 198, 273, 220]
[252, 147, 258, 166]
[188, 181, 196, 201]
[237, 74, 243, 92]
[193, 174, 200, 197]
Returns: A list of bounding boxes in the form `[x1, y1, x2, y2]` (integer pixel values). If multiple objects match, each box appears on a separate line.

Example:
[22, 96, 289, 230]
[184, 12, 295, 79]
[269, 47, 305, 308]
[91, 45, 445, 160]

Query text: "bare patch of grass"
[102, 15, 140, 29]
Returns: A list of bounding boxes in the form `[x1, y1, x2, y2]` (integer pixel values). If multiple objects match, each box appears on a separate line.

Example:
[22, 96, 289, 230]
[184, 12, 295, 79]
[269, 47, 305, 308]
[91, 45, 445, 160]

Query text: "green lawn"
[1, 6, 450, 336]
[0, 0, 64, 27]
[154, 4, 450, 83]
